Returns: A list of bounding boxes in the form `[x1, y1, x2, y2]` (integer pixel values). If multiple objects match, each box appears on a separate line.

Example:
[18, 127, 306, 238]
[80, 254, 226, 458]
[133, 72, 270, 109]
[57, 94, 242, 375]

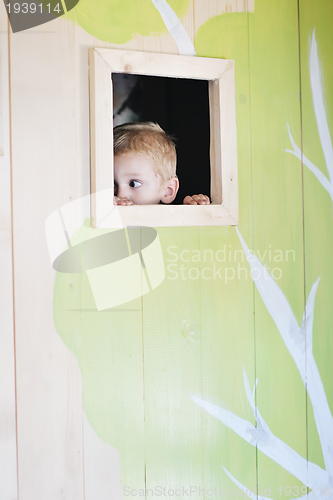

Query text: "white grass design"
[286, 30, 333, 201]
[192, 228, 333, 496]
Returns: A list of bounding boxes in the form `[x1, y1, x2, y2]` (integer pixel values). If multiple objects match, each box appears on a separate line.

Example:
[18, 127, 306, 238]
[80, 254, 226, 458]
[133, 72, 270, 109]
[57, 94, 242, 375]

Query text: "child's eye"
[129, 180, 142, 188]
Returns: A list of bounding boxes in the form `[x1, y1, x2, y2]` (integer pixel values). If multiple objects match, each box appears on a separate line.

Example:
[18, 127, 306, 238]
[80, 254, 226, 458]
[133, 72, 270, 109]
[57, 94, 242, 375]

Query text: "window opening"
[112, 73, 210, 204]
[89, 48, 238, 227]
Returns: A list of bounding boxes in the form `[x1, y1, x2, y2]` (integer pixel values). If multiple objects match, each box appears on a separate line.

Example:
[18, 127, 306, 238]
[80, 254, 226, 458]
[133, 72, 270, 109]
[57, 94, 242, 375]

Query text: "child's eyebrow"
[122, 172, 146, 177]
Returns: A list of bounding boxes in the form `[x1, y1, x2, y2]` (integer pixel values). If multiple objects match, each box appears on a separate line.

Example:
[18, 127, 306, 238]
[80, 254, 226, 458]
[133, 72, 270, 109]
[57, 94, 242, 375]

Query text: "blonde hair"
[113, 122, 177, 181]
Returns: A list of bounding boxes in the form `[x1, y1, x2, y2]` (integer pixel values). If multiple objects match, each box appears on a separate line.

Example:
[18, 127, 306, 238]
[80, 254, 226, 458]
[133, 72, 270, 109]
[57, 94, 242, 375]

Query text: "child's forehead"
[114, 152, 159, 177]
[115, 151, 143, 160]
[115, 151, 153, 166]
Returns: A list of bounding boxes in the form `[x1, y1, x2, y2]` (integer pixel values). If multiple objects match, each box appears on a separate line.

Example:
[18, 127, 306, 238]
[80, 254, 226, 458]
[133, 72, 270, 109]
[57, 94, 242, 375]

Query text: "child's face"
[114, 153, 167, 204]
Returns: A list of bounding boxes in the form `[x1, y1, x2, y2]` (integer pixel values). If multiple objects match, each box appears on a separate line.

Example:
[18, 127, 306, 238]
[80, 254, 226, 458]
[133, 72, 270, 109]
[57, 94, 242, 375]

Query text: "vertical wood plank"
[299, 0, 333, 483]
[195, 4, 256, 492]
[143, 228, 205, 495]
[209, 79, 223, 204]
[53, 239, 146, 497]
[249, 0, 306, 495]
[83, 413, 123, 500]
[59, 20, 146, 498]
[10, 18, 85, 499]
[89, 49, 114, 227]
[142, 2, 255, 496]
[219, 62, 238, 217]
[0, 4, 18, 498]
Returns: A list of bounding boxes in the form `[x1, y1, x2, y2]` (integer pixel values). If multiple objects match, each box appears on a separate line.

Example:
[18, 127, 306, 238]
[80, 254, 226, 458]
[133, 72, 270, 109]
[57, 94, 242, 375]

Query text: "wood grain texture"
[0, 5, 18, 499]
[89, 49, 114, 227]
[143, 228, 206, 492]
[9, 18, 85, 499]
[192, 0, 255, 35]
[248, 0, 306, 495]
[299, 0, 333, 479]
[83, 412, 123, 500]
[7, 0, 333, 497]
[219, 61, 238, 215]
[55, 17, 147, 498]
[194, 3, 255, 491]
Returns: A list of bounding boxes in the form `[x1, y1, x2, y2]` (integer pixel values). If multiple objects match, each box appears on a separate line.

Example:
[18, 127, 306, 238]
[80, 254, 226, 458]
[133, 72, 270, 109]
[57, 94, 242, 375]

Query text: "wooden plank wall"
[1, 0, 332, 498]
[249, 2, 306, 493]
[0, 6, 18, 499]
[300, 0, 333, 483]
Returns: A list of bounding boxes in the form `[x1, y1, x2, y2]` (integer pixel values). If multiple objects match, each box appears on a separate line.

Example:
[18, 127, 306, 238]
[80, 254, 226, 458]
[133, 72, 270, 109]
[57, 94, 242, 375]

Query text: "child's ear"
[160, 177, 179, 204]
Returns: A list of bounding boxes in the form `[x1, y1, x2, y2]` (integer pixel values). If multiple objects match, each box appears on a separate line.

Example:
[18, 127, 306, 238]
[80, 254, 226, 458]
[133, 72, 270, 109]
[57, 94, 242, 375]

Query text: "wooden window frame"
[89, 48, 238, 228]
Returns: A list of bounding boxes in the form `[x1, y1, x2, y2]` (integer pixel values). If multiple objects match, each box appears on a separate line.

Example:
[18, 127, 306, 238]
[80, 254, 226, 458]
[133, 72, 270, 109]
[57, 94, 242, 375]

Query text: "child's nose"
[117, 185, 129, 199]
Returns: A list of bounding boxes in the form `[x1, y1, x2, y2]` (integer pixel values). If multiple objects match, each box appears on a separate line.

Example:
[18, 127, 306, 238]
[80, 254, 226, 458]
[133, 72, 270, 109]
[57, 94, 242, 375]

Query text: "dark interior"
[112, 74, 211, 204]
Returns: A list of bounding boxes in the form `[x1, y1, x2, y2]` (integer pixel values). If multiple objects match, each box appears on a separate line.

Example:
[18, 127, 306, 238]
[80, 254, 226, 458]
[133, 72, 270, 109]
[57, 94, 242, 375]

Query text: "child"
[113, 122, 210, 206]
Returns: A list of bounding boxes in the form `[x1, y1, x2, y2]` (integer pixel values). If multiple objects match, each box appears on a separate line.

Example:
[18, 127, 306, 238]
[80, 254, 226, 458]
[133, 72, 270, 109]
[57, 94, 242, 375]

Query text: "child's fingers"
[119, 200, 134, 206]
[183, 194, 210, 205]
[195, 194, 210, 205]
[114, 196, 134, 206]
[183, 195, 197, 205]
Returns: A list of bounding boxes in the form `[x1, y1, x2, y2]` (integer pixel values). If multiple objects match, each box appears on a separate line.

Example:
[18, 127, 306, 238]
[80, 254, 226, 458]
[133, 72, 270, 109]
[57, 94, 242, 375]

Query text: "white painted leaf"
[236, 228, 306, 381]
[222, 467, 266, 500]
[192, 395, 326, 487]
[150, 0, 196, 56]
[286, 124, 333, 199]
[310, 29, 333, 186]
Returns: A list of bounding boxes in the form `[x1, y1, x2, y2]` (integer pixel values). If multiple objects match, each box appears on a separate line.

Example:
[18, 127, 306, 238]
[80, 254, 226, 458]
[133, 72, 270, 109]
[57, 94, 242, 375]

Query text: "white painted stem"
[236, 228, 333, 476]
[306, 353, 333, 475]
[286, 31, 333, 201]
[286, 124, 333, 200]
[310, 29, 333, 186]
[192, 395, 327, 488]
[222, 467, 269, 500]
[150, 0, 196, 56]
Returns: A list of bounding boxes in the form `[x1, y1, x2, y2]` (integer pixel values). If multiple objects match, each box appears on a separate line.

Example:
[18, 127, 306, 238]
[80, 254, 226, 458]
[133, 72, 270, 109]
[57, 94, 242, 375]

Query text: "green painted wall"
[54, 0, 333, 497]
[65, 0, 191, 43]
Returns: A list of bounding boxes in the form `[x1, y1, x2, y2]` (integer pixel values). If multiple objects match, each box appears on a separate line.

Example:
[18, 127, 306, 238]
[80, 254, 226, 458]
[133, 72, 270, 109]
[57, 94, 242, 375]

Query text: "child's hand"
[183, 194, 210, 205]
[113, 196, 134, 206]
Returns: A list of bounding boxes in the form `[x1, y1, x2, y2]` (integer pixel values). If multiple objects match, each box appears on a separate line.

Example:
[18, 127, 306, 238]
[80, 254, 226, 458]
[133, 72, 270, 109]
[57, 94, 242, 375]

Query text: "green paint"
[196, 7, 306, 494]
[54, 222, 146, 488]
[54, 224, 256, 491]
[65, 0, 191, 44]
[54, 0, 333, 495]
[299, 0, 333, 472]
